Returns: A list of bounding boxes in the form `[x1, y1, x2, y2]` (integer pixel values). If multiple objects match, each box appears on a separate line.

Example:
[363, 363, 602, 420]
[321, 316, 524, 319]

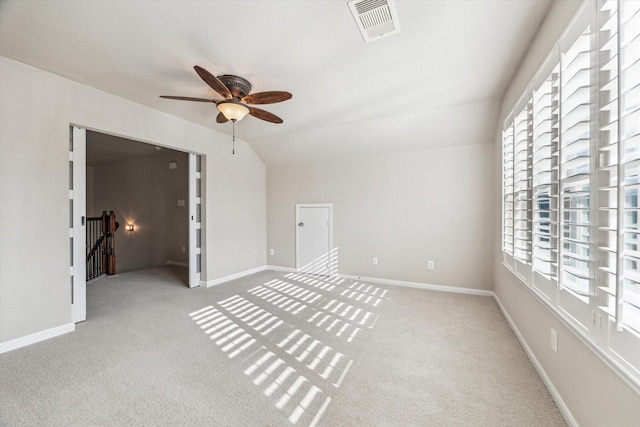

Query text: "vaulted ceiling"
[0, 0, 552, 167]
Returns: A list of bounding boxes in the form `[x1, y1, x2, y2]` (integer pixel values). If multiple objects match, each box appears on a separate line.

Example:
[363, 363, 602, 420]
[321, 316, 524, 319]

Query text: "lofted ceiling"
[0, 0, 552, 167]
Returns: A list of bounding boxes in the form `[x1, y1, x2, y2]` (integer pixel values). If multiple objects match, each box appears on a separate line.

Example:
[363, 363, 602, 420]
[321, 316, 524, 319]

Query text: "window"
[501, 0, 640, 390]
[513, 103, 533, 269]
[502, 124, 515, 256]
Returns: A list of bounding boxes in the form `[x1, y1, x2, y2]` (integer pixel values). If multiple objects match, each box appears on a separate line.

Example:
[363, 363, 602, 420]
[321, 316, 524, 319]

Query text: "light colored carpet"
[0, 267, 566, 426]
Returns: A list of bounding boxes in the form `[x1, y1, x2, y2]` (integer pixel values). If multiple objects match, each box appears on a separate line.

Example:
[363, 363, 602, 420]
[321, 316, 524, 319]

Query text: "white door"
[188, 153, 202, 287]
[70, 126, 87, 322]
[296, 204, 332, 275]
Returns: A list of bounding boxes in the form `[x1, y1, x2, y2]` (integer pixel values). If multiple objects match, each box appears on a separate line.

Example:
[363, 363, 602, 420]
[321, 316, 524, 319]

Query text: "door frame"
[295, 203, 333, 274]
[71, 126, 87, 322]
[188, 153, 202, 288]
[71, 125, 206, 321]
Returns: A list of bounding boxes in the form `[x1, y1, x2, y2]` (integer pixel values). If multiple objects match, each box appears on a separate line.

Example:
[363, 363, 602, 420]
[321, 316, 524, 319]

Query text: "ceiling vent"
[348, 0, 401, 43]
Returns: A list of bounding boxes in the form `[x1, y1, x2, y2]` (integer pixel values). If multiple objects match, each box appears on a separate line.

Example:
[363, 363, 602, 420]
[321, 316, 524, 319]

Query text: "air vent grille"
[354, 0, 387, 15]
[348, 0, 400, 43]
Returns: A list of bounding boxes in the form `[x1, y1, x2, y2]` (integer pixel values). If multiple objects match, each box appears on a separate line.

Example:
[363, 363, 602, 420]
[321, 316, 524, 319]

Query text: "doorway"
[70, 126, 204, 322]
[295, 204, 333, 275]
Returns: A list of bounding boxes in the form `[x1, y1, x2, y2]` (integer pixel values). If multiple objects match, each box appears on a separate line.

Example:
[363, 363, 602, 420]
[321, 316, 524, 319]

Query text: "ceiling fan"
[160, 65, 292, 124]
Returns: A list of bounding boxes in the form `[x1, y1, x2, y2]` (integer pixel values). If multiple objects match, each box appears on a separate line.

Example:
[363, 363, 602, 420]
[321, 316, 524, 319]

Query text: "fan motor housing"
[218, 75, 252, 99]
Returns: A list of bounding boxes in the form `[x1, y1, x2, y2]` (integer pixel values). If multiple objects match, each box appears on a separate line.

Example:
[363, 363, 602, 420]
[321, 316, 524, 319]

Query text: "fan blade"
[216, 112, 229, 124]
[194, 65, 232, 100]
[248, 107, 283, 124]
[242, 91, 292, 105]
[160, 95, 215, 102]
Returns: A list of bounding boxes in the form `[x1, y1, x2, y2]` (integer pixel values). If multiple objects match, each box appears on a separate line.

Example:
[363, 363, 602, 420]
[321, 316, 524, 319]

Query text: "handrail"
[86, 211, 119, 280]
[86, 235, 105, 263]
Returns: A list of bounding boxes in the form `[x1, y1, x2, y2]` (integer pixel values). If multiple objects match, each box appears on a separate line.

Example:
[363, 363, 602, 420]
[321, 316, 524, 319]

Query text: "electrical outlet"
[181, 246, 186, 253]
[269, 248, 274, 256]
[372, 257, 378, 265]
[551, 328, 558, 354]
[427, 260, 434, 270]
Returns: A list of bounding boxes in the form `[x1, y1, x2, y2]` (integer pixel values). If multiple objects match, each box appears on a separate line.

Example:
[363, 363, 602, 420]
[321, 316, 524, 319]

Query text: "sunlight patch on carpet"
[189, 273, 389, 425]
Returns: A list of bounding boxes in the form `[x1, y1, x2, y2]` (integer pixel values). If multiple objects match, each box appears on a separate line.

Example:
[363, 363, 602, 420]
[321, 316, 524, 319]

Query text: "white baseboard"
[338, 273, 494, 297]
[204, 265, 268, 287]
[165, 260, 189, 268]
[263, 267, 493, 296]
[266, 265, 297, 273]
[493, 295, 578, 427]
[0, 322, 75, 354]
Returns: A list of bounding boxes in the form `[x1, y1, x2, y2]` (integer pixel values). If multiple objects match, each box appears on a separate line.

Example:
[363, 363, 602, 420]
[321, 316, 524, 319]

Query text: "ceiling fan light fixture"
[217, 101, 250, 122]
[161, 66, 289, 124]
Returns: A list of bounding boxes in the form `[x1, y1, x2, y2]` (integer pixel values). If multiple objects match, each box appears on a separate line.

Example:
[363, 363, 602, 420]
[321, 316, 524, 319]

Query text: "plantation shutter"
[558, 19, 593, 327]
[596, 0, 621, 326]
[513, 101, 533, 279]
[618, 0, 640, 333]
[531, 59, 560, 298]
[502, 123, 515, 258]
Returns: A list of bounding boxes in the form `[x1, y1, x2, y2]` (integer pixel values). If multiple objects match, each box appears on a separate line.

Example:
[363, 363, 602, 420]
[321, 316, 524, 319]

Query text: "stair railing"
[86, 210, 118, 281]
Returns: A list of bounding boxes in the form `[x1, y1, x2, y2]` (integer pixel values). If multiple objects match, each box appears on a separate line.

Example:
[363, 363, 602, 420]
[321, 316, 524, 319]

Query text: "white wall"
[0, 56, 267, 343]
[268, 143, 494, 291]
[494, 1, 640, 425]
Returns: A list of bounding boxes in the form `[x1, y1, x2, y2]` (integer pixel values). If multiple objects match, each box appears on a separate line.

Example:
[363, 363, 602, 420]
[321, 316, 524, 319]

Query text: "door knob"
[298, 222, 304, 227]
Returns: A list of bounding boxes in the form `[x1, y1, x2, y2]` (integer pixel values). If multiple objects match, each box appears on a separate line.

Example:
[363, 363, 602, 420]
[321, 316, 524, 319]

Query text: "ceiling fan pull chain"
[232, 119, 236, 155]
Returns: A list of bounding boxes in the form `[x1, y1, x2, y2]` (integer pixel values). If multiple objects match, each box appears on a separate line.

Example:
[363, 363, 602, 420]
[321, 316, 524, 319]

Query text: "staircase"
[86, 210, 118, 281]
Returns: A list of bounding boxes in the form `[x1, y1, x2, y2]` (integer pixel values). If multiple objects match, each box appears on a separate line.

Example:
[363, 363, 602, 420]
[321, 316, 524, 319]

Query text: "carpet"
[0, 267, 566, 426]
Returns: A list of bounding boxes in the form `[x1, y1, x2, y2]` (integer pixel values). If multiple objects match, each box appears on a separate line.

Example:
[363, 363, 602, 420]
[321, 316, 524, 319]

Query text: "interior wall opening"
[86, 130, 190, 287]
